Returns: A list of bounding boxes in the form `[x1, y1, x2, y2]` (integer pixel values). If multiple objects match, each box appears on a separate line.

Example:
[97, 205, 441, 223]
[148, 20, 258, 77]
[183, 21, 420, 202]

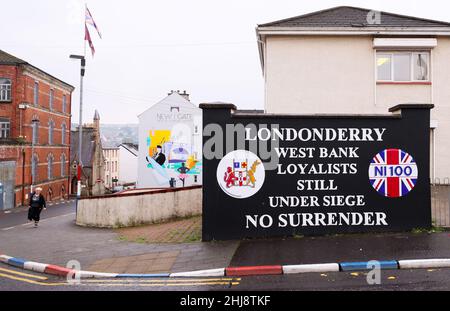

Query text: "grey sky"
[2, 0, 449, 124]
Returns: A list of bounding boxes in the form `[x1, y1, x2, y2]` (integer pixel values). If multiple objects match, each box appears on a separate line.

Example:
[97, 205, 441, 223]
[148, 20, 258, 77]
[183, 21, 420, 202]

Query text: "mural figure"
[177, 162, 190, 187]
[153, 145, 166, 166]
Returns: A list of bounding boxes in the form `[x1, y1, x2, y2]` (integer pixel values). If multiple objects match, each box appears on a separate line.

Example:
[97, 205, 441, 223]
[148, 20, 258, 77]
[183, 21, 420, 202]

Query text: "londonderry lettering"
[245, 127, 386, 142]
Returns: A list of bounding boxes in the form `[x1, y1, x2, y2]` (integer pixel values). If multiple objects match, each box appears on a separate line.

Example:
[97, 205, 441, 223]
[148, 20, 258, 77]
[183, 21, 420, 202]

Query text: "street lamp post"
[69, 54, 85, 198]
[31, 118, 39, 193]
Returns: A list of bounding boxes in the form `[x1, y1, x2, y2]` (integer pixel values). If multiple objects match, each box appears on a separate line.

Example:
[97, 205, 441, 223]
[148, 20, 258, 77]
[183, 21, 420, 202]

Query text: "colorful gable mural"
[137, 91, 202, 188]
[145, 127, 202, 187]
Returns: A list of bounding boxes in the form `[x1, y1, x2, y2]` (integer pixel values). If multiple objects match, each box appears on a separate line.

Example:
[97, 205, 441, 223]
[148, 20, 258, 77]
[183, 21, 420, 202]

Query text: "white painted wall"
[137, 92, 202, 188]
[103, 148, 119, 188]
[118, 145, 137, 185]
[76, 187, 201, 228]
[263, 35, 450, 181]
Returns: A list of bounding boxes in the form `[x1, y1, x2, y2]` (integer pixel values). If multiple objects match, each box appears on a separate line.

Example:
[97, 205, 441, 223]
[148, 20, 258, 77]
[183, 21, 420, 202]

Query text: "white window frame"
[0, 78, 12, 102]
[48, 120, 54, 145]
[49, 89, 54, 111]
[47, 154, 54, 180]
[32, 154, 38, 182]
[34, 81, 39, 106]
[61, 123, 66, 145]
[61, 154, 66, 177]
[32, 121, 39, 144]
[62, 95, 66, 113]
[376, 51, 431, 82]
[0, 118, 10, 138]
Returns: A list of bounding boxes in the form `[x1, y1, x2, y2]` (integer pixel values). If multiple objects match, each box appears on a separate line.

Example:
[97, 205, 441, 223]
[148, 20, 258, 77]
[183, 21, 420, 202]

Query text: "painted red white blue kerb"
[368, 148, 418, 198]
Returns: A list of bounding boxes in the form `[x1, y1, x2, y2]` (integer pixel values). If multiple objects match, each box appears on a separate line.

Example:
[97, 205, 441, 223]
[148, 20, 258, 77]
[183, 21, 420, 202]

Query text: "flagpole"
[84, 3, 87, 58]
[77, 3, 87, 198]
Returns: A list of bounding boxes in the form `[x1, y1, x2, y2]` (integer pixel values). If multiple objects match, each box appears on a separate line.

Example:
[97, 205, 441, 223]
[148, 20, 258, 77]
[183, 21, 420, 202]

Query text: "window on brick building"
[61, 153, 66, 177]
[0, 78, 11, 102]
[47, 154, 54, 180]
[62, 95, 66, 113]
[34, 82, 39, 106]
[61, 123, 66, 145]
[48, 120, 54, 145]
[32, 120, 39, 144]
[0, 118, 10, 138]
[32, 154, 38, 183]
[49, 89, 54, 111]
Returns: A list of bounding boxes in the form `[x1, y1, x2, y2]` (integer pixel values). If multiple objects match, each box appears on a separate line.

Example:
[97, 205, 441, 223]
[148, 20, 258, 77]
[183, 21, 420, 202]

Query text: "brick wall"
[0, 62, 73, 208]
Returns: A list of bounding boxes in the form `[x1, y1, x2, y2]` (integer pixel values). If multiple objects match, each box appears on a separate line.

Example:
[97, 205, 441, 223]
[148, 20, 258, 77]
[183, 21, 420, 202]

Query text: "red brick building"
[0, 50, 74, 209]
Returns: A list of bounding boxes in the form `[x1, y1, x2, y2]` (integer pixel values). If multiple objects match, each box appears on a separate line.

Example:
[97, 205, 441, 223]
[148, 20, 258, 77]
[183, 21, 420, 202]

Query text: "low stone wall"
[76, 186, 202, 228]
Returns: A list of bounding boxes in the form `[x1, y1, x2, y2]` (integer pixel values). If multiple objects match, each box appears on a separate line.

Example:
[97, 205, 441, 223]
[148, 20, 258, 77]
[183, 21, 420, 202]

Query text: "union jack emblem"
[368, 149, 418, 198]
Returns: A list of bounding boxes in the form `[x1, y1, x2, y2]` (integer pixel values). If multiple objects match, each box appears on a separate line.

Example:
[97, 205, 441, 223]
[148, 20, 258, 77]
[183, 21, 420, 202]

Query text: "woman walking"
[28, 187, 46, 228]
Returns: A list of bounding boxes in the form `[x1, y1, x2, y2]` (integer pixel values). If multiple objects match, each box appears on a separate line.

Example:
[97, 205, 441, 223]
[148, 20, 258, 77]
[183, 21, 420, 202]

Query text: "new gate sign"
[200, 103, 433, 241]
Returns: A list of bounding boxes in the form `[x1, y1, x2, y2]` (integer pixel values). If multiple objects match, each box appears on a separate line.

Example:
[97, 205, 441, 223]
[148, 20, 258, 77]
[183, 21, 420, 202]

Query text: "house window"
[32, 121, 39, 144]
[47, 154, 54, 180]
[0, 78, 11, 101]
[34, 82, 39, 106]
[48, 120, 54, 145]
[414, 53, 429, 81]
[32, 154, 38, 183]
[376, 52, 430, 82]
[62, 95, 66, 113]
[61, 153, 66, 177]
[49, 89, 54, 111]
[61, 123, 66, 145]
[0, 118, 10, 138]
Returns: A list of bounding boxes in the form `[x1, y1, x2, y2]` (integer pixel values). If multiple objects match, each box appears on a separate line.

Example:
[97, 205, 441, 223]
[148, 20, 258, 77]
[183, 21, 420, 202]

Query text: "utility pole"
[69, 54, 85, 198]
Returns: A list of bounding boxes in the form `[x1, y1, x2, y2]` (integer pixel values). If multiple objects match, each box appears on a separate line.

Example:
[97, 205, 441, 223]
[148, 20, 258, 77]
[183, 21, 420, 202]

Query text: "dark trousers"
[28, 206, 43, 222]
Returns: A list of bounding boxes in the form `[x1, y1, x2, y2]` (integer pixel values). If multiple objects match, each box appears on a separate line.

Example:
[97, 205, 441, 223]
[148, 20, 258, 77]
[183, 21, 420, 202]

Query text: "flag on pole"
[85, 6, 102, 39]
[85, 24, 95, 57]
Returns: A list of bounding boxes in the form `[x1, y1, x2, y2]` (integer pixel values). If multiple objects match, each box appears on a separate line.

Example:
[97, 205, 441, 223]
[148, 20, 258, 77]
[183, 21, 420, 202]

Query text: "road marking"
[83, 277, 240, 283]
[0, 272, 240, 288]
[0, 267, 48, 280]
[0, 272, 66, 286]
[1, 227, 15, 231]
[1, 213, 75, 231]
[41, 213, 75, 221]
[82, 281, 240, 287]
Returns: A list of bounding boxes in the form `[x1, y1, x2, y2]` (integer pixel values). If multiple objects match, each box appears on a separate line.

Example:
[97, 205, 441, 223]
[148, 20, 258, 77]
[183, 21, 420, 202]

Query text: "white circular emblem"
[216, 150, 265, 199]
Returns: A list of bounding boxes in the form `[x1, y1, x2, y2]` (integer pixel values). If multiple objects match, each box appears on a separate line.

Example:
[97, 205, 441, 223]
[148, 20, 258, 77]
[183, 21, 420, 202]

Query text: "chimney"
[179, 90, 190, 101]
[168, 89, 190, 101]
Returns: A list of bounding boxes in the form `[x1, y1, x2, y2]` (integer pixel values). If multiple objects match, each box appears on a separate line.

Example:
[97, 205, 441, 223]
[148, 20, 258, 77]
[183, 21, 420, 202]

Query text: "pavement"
[230, 232, 450, 266]
[0, 200, 238, 275]
[1, 200, 450, 290]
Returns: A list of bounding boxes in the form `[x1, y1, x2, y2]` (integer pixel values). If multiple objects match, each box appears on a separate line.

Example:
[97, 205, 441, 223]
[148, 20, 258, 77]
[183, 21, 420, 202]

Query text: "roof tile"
[258, 6, 450, 28]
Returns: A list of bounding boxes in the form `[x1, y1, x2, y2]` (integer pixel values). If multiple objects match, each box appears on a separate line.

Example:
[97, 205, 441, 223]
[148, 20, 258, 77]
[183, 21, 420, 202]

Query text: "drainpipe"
[433, 129, 436, 184]
[21, 148, 25, 206]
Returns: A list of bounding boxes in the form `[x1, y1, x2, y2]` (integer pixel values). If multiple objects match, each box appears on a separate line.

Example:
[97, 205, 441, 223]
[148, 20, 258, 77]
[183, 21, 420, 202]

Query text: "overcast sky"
[2, 0, 450, 124]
